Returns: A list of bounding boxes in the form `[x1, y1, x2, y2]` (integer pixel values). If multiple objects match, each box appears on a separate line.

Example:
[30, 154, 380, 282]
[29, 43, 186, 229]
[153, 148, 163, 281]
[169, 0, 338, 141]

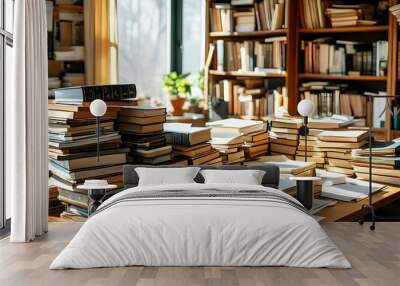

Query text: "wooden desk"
[318, 186, 400, 222]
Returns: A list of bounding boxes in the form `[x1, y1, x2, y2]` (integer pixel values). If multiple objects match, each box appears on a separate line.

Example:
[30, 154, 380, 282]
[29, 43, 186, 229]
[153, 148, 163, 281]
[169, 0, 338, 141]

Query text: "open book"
[321, 177, 384, 202]
[251, 155, 316, 175]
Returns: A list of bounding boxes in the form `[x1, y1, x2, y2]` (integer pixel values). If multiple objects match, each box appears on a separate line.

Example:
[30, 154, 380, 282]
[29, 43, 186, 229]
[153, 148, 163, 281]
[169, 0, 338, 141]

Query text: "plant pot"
[170, 97, 185, 116]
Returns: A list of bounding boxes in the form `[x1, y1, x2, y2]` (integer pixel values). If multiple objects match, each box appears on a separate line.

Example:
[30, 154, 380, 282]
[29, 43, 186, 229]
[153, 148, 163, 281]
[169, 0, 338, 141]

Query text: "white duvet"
[50, 183, 351, 269]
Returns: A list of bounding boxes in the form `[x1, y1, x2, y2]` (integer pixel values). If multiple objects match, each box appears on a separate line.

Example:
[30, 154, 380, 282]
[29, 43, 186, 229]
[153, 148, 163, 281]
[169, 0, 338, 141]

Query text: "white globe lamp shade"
[297, 99, 314, 117]
[90, 99, 107, 117]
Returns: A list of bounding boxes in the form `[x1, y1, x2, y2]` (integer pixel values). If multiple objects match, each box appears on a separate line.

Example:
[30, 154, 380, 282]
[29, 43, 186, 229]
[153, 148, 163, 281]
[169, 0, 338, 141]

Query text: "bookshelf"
[204, 0, 400, 140]
[47, 1, 86, 98]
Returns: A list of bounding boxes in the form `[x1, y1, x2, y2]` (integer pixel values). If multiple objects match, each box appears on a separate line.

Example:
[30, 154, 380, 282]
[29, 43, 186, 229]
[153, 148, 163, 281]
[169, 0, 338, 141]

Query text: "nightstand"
[289, 177, 321, 210]
[77, 180, 117, 216]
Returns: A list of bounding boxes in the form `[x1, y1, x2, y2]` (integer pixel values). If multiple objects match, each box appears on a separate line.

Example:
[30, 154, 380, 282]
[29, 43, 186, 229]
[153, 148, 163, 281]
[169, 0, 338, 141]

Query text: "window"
[117, 0, 204, 104]
[1, 0, 13, 230]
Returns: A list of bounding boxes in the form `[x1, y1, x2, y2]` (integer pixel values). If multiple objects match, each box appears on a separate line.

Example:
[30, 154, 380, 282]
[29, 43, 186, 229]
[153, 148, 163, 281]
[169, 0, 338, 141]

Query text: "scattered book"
[164, 123, 211, 146]
[54, 84, 137, 104]
[250, 155, 316, 176]
[207, 118, 265, 137]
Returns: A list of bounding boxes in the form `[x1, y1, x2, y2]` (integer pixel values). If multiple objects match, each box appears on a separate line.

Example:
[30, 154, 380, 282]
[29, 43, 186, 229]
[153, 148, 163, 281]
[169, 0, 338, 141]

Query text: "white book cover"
[207, 118, 264, 129]
[318, 130, 367, 138]
[321, 178, 384, 202]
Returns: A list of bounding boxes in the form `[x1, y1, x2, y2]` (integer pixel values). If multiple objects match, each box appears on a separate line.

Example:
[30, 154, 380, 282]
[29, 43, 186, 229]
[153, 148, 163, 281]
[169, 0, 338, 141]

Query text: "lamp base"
[359, 204, 375, 231]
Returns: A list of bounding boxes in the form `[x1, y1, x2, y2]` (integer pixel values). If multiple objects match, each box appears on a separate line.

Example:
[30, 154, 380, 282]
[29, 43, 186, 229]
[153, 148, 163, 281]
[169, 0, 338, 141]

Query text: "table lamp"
[297, 99, 315, 162]
[89, 99, 107, 162]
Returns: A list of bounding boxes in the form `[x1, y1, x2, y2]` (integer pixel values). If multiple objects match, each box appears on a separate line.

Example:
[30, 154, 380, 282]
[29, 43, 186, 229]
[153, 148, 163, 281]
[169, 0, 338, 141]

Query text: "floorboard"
[0, 222, 399, 286]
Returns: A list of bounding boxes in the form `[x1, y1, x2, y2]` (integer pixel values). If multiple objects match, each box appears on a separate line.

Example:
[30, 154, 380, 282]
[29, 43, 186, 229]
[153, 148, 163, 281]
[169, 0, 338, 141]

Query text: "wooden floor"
[0, 222, 399, 286]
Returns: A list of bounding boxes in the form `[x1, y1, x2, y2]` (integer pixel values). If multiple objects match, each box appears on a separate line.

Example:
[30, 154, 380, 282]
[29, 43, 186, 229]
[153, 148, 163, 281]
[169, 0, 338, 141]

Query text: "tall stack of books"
[116, 106, 172, 165]
[49, 84, 136, 218]
[48, 103, 128, 218]
[215, 37, 286, 73]
[317, 130, 368, 176]
[352, 140, 400, 186]
[269, 118, 302, 160]
[208, 118, 265, 164]
[164, 123, 222, 166]
[295, 129, 327, 168]
[242, 130, 269, 160]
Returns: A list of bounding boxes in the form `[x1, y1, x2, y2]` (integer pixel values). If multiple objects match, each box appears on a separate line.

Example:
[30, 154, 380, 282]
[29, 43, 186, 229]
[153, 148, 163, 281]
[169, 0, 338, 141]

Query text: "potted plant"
[162, 72, 191, 116]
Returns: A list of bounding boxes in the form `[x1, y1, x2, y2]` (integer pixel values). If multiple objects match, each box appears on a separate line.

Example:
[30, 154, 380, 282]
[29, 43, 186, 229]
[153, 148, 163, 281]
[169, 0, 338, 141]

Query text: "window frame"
[170, 0, 183, 73]
[0, 0, 13, 231]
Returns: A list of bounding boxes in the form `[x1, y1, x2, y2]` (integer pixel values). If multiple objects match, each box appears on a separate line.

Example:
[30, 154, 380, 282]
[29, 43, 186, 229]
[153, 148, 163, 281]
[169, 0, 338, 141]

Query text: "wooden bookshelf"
[298, 74, 387, 81]
[209, 70, 287, 78]
[47, 1, 86, 98]
[203, 0, 400, 140]
[209, 30, 287, 38]
[299, 25, 389, 34]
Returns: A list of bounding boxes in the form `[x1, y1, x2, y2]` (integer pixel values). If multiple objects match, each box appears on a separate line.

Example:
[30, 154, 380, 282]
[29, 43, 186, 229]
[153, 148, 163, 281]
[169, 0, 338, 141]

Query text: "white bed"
[50, 182, 351, 269]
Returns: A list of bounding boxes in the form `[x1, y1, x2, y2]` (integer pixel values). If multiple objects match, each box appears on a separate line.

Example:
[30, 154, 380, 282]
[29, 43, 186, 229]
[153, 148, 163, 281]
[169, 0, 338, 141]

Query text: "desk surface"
[318, 186, 400, 222]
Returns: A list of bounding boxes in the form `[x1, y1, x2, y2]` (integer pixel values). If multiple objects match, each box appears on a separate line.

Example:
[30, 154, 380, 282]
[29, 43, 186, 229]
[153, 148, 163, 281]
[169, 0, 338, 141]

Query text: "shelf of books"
[204, 0, 400, 140]
[205, 0, 292, 119]
[297, 0, 399, 141]
[299, 25, 389, 34]
[46, 1, 86, 99]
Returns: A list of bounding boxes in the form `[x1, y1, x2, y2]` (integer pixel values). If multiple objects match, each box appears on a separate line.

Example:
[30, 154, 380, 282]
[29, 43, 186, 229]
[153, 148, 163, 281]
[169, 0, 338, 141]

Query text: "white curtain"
[7, 0, 48, 242]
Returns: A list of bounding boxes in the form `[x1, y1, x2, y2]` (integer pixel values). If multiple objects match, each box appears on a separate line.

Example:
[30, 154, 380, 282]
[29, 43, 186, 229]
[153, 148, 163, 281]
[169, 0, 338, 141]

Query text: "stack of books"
[242, 130, 269, 160]
[300, 1, 377, 29]
[164, 123, 221, 166]
[48, 102, 128, 218]
[116, 106, 173, 165]
[252, 155, 316, 176]
[352, 140, 400, 186]
[209, 135, 245, 165]
[308, 115, 356, 129]
[215, 37, 287, 73]
[208, 118, 265, 164]
[269, 118, 302, 159]
[317, 130, 368, 176]
[48, 186, 64, 216]
[295, 129, 327, 168]
[234, 11, 256, 32]
[326, 4, 377, 28]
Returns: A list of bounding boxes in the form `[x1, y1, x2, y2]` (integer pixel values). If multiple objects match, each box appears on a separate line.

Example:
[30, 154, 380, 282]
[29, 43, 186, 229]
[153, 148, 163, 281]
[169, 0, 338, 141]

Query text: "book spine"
[58, 189, 89, 206]
[165, 132, 190, 146]
[80, 84, 137, 101]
